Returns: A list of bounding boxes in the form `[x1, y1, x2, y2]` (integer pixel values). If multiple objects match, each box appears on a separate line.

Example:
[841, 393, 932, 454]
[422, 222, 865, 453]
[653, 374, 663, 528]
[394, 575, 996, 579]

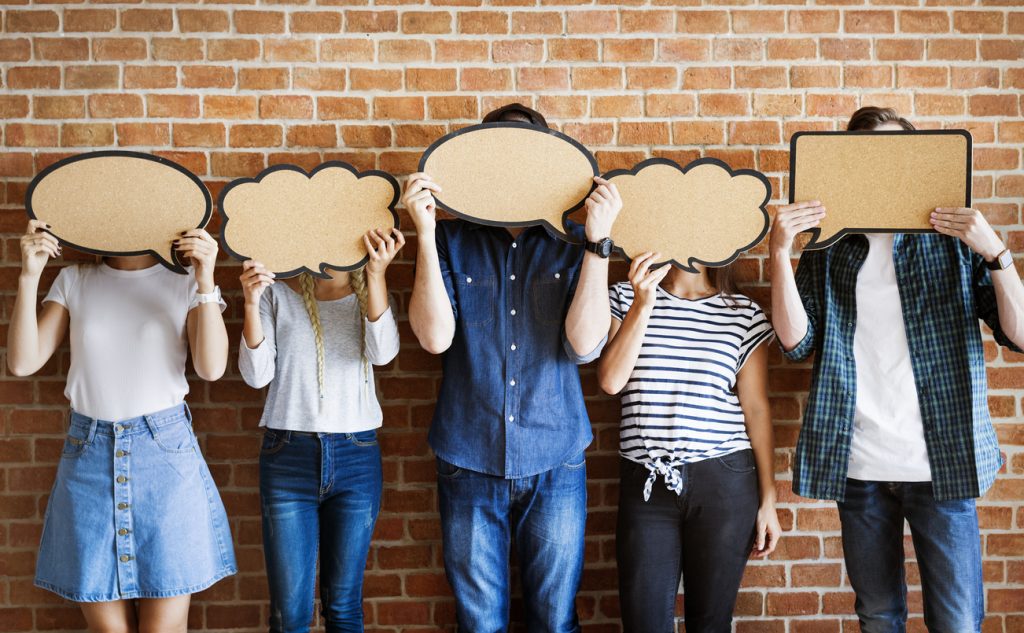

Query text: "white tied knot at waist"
[643, 458, 685, 502]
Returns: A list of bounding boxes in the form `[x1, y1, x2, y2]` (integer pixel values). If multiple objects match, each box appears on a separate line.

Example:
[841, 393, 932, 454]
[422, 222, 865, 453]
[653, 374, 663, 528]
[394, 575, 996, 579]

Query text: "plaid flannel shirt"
[786, 233, 1019, 501]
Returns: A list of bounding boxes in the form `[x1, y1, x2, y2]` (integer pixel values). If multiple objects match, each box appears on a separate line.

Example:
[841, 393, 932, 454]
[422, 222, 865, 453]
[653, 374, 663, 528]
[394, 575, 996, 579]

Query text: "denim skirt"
[35, 403, 237, 602]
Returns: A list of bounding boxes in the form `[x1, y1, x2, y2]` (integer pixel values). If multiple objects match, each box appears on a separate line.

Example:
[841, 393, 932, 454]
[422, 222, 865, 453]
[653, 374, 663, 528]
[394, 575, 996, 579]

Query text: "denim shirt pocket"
[453, 271, 496, 327]
[531, 270, 569, 325]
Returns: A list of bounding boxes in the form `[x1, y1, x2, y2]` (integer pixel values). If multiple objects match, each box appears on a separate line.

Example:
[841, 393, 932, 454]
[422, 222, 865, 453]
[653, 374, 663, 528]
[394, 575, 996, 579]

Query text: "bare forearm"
[242, 304, 264, 349]
[566, 252, 610, 356]
[598, 309, 650, 394]
[366, 271, 389, 322]
[770, 249, 809, 351]
[409, 230, 454, 354]
[192, 304, 228, 380]
[744, 408, 777, 506]
[992, 265, 1024, 348]
[9, 275, 43, 375]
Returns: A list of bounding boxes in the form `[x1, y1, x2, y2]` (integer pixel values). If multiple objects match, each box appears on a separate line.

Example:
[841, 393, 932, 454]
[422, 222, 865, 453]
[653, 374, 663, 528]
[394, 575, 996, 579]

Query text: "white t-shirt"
[43, 262, 224, 421]
[847, 234, 932, 482]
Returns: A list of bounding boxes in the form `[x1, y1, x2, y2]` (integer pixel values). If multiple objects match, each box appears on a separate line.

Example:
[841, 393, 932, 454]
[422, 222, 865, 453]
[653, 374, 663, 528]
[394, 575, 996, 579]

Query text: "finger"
[594, 184, 612, 200]
[935, 207, 973, 216]
[606, 182, 621, 201]
[780, 200, 822, 213]
[408, 178, 442, 195]
[593, 176, 609, 186]
[27, 219, 51, 234]
[930, 212, 969, 225]
[408, 189, 435, 203]
[38, 232, 60, 248]
[379, 228, 396, 250]
[629, 252, 654, 280]
[789, 219, 824, 232]
[243, 259, 257, 271]
[406, 172, 433, 183]
[649, 263, 672, 282]
[635, 252, 660, 281]
[363, 235, 381, 259]
[392, 228, 407, 248]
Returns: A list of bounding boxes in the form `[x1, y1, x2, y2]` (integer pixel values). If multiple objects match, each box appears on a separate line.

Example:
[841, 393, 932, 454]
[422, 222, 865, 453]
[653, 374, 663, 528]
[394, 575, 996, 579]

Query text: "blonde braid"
[349, 267, 371, 396]
[298, 273, 326, 401]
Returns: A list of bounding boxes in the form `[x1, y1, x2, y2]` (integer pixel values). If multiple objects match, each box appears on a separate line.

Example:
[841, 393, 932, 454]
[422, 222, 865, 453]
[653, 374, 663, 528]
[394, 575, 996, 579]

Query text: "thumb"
[756, 523, 766, 551]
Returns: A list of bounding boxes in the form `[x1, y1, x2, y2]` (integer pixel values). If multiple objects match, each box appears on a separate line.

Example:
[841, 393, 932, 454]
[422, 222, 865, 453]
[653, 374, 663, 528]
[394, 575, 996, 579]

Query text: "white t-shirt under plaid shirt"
[609, 281, 775, 500]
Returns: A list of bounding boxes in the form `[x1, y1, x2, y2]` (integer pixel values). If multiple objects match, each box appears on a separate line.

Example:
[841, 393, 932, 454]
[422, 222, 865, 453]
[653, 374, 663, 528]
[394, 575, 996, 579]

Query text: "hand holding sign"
[25, 151, 212, 273]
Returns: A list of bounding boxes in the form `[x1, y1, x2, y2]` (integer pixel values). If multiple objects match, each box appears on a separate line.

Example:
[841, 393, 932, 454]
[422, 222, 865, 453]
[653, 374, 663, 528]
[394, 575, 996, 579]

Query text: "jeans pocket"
[152, 417, 197, 454]
[436, 456, 463, 479]
[61, 424, 92, 459]
[351, 429, 378, 447]
[715, 449, 756, 474]
[260, 429, 288, 456]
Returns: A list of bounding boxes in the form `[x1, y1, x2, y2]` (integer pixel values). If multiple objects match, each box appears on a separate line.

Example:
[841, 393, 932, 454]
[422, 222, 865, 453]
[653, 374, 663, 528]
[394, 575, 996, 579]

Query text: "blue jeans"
[436, 452, 587, 633]
[259, 429, 382, 633]
[837, 479, 984, 633]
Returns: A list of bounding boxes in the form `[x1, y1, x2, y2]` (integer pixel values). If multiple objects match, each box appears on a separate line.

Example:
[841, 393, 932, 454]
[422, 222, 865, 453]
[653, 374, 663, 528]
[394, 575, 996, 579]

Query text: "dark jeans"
[616, 452, 759, 633]
[436, 452, 588, 633]
[259, 429, 382, 633]
[837, 479, 984, 633]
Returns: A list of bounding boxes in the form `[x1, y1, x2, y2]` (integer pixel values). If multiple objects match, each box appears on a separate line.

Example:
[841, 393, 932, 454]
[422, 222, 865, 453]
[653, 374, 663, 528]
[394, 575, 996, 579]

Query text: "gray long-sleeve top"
[238, 282, 400, 433]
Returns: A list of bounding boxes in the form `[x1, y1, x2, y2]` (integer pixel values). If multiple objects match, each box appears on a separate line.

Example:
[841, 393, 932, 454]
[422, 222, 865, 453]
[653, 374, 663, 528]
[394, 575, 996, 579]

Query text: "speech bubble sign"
[218, 162, 400, 278]
[418, 122, 598, 237]
[25, 150, 211, 273]
[790, 130, 972, 250]
[604, 157, 771, 272]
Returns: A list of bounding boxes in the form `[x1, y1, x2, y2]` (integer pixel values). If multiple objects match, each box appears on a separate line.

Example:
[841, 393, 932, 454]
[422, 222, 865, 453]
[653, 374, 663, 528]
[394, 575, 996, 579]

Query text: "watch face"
[999, 249, 1014, 270]
[599, 238, 613, 257]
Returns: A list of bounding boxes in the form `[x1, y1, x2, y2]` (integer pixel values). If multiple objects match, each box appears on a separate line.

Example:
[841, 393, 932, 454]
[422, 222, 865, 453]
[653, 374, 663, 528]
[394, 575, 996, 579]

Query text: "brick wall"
[1, 0, 1023, 631]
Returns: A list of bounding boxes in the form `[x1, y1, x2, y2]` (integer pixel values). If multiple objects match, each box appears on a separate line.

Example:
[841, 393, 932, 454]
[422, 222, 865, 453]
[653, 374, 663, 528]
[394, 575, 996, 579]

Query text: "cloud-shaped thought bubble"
[791, 130, 971, 250]
[418, 122, 598, 237]
[218, 162, 399, 278]
[605, 158, 771, 272]
[25, 151, 211, 274]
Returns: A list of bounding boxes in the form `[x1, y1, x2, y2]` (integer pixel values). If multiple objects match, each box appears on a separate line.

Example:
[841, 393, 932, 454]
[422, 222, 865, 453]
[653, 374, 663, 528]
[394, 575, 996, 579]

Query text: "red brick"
[63, 8, 118, 32]
[90, 92, 144, 118]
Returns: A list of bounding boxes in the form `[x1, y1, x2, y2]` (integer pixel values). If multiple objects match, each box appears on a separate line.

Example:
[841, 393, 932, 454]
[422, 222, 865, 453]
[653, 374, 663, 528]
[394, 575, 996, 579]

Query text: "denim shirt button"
[510, 274, 516, 280]
[554, 273, 560, 279]
[510, 344, 517, 351]
[508, 415, 515, 422]
[466, 277, 472, 283]
[512, 242, 517, 248]
[509, 379, 516, 386]
[510, 309, 516, 315]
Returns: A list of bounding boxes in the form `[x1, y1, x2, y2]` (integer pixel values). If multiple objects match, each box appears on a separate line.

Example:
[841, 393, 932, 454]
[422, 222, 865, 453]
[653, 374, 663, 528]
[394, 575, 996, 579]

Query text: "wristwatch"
[194, 286, 222, 305]
[585, 237, 614, 258]
[985, 248, 1013, 271]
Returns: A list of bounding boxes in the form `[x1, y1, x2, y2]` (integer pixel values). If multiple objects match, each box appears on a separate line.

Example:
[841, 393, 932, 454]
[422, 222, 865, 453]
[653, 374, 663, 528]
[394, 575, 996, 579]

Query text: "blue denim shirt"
[786, 233, 1020, 501]
[427, 219, 604, 478]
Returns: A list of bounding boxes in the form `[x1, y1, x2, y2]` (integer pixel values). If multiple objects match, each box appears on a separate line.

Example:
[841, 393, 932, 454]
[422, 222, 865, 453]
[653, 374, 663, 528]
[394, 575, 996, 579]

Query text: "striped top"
[609, 282, 774, 499]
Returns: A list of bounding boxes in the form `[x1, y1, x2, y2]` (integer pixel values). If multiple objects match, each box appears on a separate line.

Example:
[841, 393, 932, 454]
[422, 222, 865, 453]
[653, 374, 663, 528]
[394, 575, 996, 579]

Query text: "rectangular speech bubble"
[790, 130, 972, 250]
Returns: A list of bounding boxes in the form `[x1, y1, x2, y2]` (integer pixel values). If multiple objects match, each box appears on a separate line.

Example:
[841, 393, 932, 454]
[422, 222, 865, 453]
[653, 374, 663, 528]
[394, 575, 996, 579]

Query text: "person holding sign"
[405, 103, 619, 632]
[236, 229, 403, 633]
[770, 106, 1024, 633]
[9, 221, 234, 633]
[598, 254, 780, 633]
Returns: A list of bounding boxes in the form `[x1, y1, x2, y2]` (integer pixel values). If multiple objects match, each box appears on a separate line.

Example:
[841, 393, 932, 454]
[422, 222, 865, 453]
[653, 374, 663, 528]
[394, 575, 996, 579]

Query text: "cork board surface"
[25, 151, 211, 273]
[605, 158, 771, 272]
[418, 122, 598, 239]
[791, 130, 972, 250]
[218, 162, 400, 278]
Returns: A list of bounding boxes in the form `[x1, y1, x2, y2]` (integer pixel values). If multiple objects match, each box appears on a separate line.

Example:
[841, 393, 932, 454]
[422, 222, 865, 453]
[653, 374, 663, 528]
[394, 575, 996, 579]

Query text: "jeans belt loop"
[86, 417, 99, 443]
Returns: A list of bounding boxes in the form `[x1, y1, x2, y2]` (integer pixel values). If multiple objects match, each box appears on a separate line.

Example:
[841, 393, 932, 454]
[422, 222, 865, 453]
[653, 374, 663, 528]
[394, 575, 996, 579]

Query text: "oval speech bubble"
[418, 122, 598, 237]
[605, 157, 771, 272]
[218, 162, 400, 278]
[25, 151, 211, 273]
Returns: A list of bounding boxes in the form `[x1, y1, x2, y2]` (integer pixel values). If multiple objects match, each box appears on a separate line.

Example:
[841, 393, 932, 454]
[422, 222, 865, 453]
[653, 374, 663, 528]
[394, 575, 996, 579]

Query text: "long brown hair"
[847, 106, 915, 131]
[706, 263, 748, 308]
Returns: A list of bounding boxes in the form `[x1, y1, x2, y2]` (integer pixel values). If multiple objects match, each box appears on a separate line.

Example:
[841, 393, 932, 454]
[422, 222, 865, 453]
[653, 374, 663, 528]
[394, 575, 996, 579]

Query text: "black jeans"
[616, 452, 759, 633]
